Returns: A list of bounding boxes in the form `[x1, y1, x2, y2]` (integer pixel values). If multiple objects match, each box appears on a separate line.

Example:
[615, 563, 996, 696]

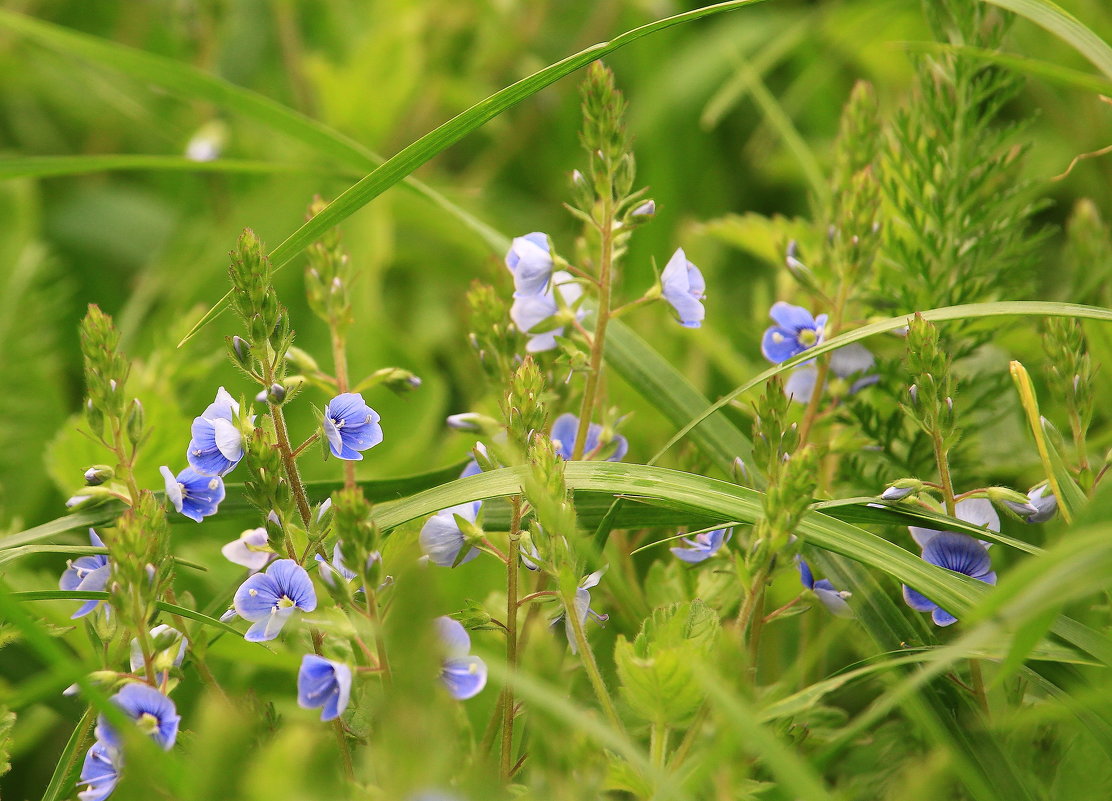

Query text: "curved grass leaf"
[38, 707, 93, 801]
[650, 301, 1112, 464]
[984, 0, 1112, 80]
[172, 0, 770, 345]
[0, 156, 330, 180]
[0, 505, 125, 550]
[0, 545, 207, 571]
[11, 591, 242, 637]
[902, 41, 1112, 95]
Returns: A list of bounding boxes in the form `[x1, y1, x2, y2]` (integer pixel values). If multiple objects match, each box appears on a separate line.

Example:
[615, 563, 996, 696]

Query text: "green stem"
[312, 628, 355, 778]
[329, 324, 357, 491]
[364, 588, 392, 685]
[650, 721, 669, 770]
[500, 497, 523, 780]
[737, 566, 770, 680]
[572, 194, 615, 460]
[562, 588, 625, 735]
[668, 703, 708, 771]
[969, 658, 989, 718]
[931, 428, 957, 516]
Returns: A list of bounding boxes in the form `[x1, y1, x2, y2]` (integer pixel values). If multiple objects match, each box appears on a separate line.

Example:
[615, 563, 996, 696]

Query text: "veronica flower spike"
[77, 741, 121, 801]
[59, 529, 111, 619]
[95, 683, 181, 751]
[550, 413, 628, 461]
[902, 532, 996, 626]
[187, 387, 244, 476]
[297, 654, 353, 721]
[161, 466, 225, 522]
[505, 232, 553, 296]
[796, 557, 853, 617]
[233, 559, 317, 642]
[659, 248, 706, 328]
[436, 616, 488, 700]
[760, 302, 828, 364]
[323, 393, 383, 460]
[670, 528, 731, 563]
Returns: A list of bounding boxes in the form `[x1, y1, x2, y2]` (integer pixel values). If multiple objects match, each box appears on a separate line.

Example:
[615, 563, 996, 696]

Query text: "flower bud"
[84, 465, 114, 486]
[631, 199, 655, 218]
[268, 383, 287, 403]
[126, 399, 144, 446]
[231, 335, 252, 367]
[880, 478, 922, 501]
[85, 398, 105, 438]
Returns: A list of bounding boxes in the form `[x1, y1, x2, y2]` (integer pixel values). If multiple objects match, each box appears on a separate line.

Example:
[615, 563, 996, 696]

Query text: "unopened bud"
[126, 399, 144, 445]
[631, 199, 655, 218]
[880, 478, 922, 501]
[268, 383, 286, 403]
[85, 398, 104, 437]
[84, 465, 114, 486]
[231, 336, 252, 367]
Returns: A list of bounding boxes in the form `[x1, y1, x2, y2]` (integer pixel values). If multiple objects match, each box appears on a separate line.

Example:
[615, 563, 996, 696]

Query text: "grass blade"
[984, 0, 1112, 80]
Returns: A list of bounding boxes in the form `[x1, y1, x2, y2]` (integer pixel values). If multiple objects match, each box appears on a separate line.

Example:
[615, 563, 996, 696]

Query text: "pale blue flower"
[233, 559, 317, 642]
[550, 413, 627, 461]
[505, 232, 553, 296]
[161, 466, 225, 522]
[670, 528, 731, 563]
[761, 302, 828, 363]
[1025, 484, 1057, 524]
[560, 568, 608, 654]
[77, 741, 121, 801]
[297, 654, 353, 721]
[796, 557, 852, 617]
[323, 393, 383, 460]
[129, 625, 188, 683]
[510, 270, 583, 352]
[419, 501, 482, 567]
[660, 248, 705, 328]
[187, 387, 243, 476]
[908, 497, 997, 549]
[60, 529, 110, 619]
[95, 683, 180, 751]
[784, 344, 878, 404]
[221, 527, 274, 572]
[436, 616, 487, 700]
[902, 533, 995, 627]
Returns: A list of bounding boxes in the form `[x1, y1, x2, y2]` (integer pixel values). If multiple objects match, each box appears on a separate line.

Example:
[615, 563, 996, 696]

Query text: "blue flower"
[297, 654, 353, 721]
[1025, 484, 1057, 524]
[221, 527, 274, 572]
[550, 413, 628, 461]
[908, 497, 998, 549]
[323, 393, 383, 460]
[233, 558, 317, 642]
[95, 683, 181, 751]
[670, 528, 731, 563]
[784, 343, 878, 404]
[561, 568, 609, 654]
[187, 387, 244, 477]
[760, 302, 828, 363]
[419, 501, 482, 567]
[505, 232, 553, 296]
[60, 529, 110, 619]
[902, 532, 996, 627]
[436, 616, 487, 700]
[660, 248, 705, 328]
[161, 466, 225, 522]
[510, 270, 583, 352]
[796, 558, 853, 617]
[77, 741, 121, 801]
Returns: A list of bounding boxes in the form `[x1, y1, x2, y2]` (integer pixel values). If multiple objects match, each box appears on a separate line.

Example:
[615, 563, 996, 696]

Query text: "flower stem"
[931, 428, 957, 516]
[291, 432, 320, 459]
[969, 657, 989, 717]
[500, 497, 523, 780]
[312, 627, 355, 779]
[562, 588, 625, 735]
[364, 588, 392, 685]
[329, 325, 357, 491]
[737, 566, 770, 678]
[572, 194, 615, 460]
[650, 721, 669, 770]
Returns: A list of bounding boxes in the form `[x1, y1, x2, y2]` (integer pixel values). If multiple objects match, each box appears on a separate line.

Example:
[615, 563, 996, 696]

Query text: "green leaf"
[38, 708, 93, 801]
[10, 592, 242, 637]
[0, 156, 331, 180]
[901, 41, 1112, 95]
[983, 0, 1112, 80]
[651, 301, 1112, 465]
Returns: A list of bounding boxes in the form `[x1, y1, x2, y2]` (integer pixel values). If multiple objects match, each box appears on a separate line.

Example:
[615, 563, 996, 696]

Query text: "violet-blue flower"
[670, 528, 731, 563]
[510, 270, 583, 352]
[221, 527, 274, 572]
[505, 232, 553, 296]
[550, 413, 627, 461]
[760, 302, 828, 364]
[784, 344, 878, 404]
[186, 387, 243, 477]
[436, 616, 487, 700]
[161, 466, 225, 522]
[560, 568, 609, 654]
[796, 557, 853, 617]
[95, 683, 181, 751]
[297, 654, 353, 721]
[419, 501, 482, 567]
[908, 497, 998, 549]
[323, 393, 383, 460]
[77, 741, 121, 801]
[902, 532, 996, 627]
[660, 248, 705, 328]
[60, 529, 110, 619]
[232, 558, 317, 642]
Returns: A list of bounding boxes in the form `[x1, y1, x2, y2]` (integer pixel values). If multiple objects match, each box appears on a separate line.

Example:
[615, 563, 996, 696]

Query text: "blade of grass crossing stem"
[983, 0, 1112, 80]
[651, 302, 1112, 465]
[39, 707, 95, 801]
[171, 0, 770, 345]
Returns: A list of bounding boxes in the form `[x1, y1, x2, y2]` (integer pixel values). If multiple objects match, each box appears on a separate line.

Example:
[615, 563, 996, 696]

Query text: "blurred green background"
[2, 0, 1112, 798]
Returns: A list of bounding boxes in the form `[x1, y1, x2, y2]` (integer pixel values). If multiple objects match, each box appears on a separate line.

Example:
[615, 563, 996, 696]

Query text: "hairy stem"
[562, 588, 625, 735]
[931, 429, 957, 516]
[573, 193, 615, 460]
[500, 497, 524, 780]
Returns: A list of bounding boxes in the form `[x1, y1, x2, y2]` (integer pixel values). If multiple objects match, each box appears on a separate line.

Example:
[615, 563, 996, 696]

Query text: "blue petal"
[796, 557, 815, 590]
[931, 607, 958, 627]
[956, 498, 1000, 534]
[761, 327, 805, 363]
[96, 684, 180, 751]
[233, 573, 282, 621]
[510, 292, 557, 334]
[419, 510, 480, 567]
[297, 655, 352, 721]
[506, 233, 553, 296]
[323, 415, 346, 459]
[1026, 485, 1057, 523]
[784, 367, 818, 404]
[830, 344, 874, 378]
[436, 616, 472, 657]
[768, 301, 816, 331]
[71, 564, 111, 619]
[670, 544, 713, 563]
[267, 559, 317, 611]
[922, 533, 992, 578]
[815, 587, 853, 618]
[78, 742, 120, 801]
[550, 414, 579, 459]
[245, 609, 294, 642]
[902, 584, 938, 613]
[440, 655, 487, 700]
